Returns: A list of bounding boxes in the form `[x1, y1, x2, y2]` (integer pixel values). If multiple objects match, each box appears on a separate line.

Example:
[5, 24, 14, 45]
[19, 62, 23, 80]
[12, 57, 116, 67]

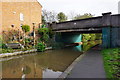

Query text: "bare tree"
[68, 11, 77, 20]
[42, 9, 57, 23]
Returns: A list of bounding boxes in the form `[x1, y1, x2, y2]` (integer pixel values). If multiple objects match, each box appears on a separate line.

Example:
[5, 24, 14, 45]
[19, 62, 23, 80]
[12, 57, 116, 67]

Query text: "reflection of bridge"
[48, 12, 120, 48]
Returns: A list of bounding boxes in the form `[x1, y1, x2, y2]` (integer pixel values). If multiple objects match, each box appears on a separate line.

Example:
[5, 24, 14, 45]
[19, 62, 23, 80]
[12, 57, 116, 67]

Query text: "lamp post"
[32, 23, 36, 47]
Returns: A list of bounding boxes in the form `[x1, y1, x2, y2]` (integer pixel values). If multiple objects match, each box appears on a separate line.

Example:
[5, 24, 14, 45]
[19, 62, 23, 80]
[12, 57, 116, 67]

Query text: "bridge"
[47, 12, 120, 48]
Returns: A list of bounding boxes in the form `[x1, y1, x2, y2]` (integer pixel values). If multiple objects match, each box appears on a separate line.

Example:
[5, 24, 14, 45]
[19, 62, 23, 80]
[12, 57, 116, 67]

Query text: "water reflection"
[0, 40, 102, 79]
[1, 47, 81, 79]
[74, 40, 102, 52]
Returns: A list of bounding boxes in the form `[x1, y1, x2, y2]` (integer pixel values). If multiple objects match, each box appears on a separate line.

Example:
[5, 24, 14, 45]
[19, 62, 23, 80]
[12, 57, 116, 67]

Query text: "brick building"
[0, 0, 42, 33]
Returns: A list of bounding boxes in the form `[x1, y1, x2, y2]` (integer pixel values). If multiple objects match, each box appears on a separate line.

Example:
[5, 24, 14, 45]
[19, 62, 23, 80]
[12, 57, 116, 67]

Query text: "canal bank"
[58, 47, 106, 79]
[0, 47, 52, 58]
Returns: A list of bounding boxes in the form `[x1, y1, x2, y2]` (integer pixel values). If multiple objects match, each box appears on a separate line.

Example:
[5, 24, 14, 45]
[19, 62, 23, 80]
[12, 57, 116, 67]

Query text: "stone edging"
[0, 47, 52, 58]
[57, 53, 86, 79]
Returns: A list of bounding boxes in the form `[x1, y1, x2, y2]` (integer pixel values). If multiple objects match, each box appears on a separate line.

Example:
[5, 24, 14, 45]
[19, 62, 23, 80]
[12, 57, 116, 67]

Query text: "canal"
[0, 40, 101, 79]
[0, 47, 82, 79]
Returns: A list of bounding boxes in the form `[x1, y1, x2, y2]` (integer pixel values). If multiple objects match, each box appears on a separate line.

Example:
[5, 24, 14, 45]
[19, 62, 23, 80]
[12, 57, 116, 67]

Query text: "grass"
[102, 48, 120, 79]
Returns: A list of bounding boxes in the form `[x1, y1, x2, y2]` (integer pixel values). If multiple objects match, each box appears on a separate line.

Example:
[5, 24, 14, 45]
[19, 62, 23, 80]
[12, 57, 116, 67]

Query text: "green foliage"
[25, 38, 31, 44]
[38, 28, 49, 43]
[102, 48, 120, 79]
[40, 34, 49, 42]
[82, 40, 101, 51]
[82, 34, 91, 42]
[82, 34, 102, 42]
[89, 34, 96, 41]
[41, 25, 46, 28]
[48, 28, 55, 38]
[57, 12, 67, 22]
[96, 33, 102, 40]
[2, 48, 13, 53]
[2, 43, 7, 49]
[82, 33, 102, 51]
[38, 28, 49, 35]
[38, 28, 54, 44]
[21, 25, 30, 33]
[74, 13, 93, 20]
[36, 43, 46, 52]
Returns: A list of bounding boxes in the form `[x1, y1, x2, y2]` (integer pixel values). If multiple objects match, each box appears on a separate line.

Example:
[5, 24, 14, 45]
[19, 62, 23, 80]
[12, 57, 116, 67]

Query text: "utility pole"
[32, 23, 36, 47]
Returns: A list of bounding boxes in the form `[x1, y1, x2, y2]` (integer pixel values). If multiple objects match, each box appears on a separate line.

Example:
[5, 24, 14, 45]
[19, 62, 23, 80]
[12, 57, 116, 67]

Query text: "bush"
[0, 43, 7, 49]
[36, 43, 46, 52]
[21, 25, 30, 33]
[38, 28, 49, 35]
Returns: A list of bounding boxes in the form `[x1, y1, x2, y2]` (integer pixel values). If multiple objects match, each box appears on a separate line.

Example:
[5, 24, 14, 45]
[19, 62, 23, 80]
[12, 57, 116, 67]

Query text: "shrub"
[38, 28, 49, 35]
[21, 25, 30, 33]
[0, 43, 7, 49]
[36, 43, 46, 52]
[38, 28, 54, 43]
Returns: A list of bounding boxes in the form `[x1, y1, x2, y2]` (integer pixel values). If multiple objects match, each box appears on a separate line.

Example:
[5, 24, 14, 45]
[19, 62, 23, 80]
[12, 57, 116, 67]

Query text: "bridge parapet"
[111, 14, 120, 27]
[48, 12, 120, 31]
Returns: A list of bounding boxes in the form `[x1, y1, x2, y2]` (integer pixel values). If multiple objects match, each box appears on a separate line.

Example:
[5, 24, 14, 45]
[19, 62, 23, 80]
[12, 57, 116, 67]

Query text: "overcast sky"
[38, 0, 120, 17]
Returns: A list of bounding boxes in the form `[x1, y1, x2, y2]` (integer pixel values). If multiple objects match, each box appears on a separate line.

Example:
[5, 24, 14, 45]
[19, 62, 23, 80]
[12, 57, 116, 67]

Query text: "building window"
[20, 13, 24, 21]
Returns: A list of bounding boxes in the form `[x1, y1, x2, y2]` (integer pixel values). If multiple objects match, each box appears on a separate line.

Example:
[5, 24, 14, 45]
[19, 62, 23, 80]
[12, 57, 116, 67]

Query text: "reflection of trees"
[2, 49, 81, 78]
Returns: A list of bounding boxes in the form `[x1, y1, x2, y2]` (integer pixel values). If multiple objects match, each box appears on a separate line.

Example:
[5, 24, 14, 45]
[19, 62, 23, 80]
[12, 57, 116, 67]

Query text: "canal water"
[0, 47, 82, 79]
[0, 40, 101, 79]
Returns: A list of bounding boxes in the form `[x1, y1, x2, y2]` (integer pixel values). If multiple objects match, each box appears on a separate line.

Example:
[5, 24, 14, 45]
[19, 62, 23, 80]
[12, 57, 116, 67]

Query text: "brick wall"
[1, 0, 42, 33]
